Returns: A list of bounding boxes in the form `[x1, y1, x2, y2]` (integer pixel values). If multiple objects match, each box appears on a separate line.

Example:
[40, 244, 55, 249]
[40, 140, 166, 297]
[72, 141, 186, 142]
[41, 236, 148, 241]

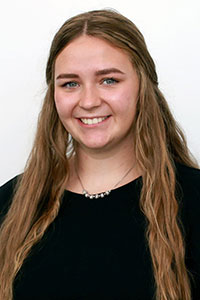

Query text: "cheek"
[54, 91, 72, 119]
[108, 89, 138, 116]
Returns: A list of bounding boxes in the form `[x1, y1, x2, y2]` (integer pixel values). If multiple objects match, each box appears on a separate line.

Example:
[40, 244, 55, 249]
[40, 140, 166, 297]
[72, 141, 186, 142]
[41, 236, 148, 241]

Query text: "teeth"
[81, 116, 108, 125]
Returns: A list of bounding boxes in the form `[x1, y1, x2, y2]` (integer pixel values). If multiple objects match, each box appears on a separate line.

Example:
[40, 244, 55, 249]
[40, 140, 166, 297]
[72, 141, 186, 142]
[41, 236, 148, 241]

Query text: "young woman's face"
[54, 35, 139, 153]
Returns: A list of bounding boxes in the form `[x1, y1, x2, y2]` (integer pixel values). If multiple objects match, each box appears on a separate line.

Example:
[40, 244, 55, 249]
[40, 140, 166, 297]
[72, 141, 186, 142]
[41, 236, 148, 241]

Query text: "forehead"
[54, 35, 133, 74]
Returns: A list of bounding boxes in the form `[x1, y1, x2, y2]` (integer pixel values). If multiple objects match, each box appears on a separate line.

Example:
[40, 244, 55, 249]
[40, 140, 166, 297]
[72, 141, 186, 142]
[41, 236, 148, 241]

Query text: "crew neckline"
[64, 175, 142, 197]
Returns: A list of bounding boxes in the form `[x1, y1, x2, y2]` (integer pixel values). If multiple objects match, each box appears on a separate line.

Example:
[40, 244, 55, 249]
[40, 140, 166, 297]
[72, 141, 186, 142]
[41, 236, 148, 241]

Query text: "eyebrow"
[56, 68, 125, 80]
[95, 68, 125, 76]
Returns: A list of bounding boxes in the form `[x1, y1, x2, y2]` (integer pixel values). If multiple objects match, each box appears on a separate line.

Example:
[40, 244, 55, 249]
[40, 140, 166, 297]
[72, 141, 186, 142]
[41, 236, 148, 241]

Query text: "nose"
[78, 84, 101, 110]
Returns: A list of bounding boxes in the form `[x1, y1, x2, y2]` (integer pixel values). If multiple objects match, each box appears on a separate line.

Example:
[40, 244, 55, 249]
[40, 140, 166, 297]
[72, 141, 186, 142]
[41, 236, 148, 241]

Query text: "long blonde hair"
[0, 9, 198, 300]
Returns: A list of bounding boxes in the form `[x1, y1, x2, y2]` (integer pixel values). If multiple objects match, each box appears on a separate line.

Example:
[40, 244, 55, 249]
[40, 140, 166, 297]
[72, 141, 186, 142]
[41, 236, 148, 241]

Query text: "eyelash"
[61, 77, 119, 89]
[61, 81, 79, 88]
[101, 77, 119, 85]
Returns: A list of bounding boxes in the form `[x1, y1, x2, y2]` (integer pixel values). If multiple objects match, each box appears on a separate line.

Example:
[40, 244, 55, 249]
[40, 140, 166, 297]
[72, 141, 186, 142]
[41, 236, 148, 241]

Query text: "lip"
[77, 115, 111, 127]
[77, 115, 110, 119]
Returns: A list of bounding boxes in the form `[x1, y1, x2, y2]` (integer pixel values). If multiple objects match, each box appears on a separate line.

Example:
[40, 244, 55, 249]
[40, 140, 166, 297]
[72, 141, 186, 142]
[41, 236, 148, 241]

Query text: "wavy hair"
[0, 9, 198, 300]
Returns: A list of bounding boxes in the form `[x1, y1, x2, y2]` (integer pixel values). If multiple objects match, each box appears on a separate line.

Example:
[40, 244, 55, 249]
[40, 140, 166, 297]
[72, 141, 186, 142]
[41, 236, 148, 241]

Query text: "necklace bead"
[76, 162, 135, 199]
[83, 190, 111, 199]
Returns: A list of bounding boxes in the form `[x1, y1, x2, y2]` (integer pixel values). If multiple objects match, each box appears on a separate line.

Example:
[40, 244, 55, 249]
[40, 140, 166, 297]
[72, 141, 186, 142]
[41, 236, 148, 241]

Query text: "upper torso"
[0, 163, 200, 299]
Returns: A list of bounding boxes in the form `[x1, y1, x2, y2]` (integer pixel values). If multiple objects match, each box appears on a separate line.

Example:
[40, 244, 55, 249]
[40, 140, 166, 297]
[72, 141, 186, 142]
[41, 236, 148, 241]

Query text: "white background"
[0, 0, 199, 185]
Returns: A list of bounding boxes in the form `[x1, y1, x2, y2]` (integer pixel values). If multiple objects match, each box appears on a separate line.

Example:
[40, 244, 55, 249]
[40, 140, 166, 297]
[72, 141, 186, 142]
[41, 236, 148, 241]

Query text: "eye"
[102, 78, 119, 85]
[62, 81, 79, 88]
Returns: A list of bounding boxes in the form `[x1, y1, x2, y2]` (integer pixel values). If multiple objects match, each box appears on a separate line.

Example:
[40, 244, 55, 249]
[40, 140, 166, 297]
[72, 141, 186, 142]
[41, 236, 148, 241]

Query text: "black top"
[0, 163, 200, 300]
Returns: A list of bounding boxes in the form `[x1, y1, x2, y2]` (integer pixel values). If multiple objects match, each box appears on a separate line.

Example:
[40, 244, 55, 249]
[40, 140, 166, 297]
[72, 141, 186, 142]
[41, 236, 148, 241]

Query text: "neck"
[67, 141, 141, 194]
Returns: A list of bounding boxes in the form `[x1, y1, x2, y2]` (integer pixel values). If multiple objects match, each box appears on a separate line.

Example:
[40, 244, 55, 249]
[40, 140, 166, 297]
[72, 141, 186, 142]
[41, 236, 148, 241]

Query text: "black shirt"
[0, 163, 200, 299]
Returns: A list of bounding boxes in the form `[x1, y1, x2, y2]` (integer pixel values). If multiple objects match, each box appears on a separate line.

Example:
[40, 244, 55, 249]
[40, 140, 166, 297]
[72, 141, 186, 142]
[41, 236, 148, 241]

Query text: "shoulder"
[174, 162, 200, 206]
[175, 162, 200, 197]
[0, 175, 20, 219]
[175, 162, 200, 231]
[175, 162, 200, 179]
[0, 176, 19, 200]
[174, 162, 200, 230]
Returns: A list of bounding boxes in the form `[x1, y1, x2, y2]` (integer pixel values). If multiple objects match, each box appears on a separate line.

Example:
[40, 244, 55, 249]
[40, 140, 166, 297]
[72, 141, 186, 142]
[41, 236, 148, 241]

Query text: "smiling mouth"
[80, 116, 110, 125]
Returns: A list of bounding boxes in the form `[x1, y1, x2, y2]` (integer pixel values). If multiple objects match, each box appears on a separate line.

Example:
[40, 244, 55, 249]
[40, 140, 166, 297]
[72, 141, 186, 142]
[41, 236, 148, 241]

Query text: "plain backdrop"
[0, 0, 200, 185]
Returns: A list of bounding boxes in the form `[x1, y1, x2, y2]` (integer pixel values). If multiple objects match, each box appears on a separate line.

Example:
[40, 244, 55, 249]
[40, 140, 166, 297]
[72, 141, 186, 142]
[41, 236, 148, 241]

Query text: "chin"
[76, 135, 109, 148]
[83, 143, 109, 150]
[78, 139, 112, 151]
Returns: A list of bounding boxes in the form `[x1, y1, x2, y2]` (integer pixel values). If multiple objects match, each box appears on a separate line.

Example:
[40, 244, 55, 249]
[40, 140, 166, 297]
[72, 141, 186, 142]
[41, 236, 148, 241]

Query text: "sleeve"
[176, 164, 200, 299]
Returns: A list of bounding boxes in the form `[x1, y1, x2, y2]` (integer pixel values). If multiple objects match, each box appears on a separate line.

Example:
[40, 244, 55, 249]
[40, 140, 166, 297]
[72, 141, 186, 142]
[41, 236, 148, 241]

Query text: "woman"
[0, 9, 199, 300]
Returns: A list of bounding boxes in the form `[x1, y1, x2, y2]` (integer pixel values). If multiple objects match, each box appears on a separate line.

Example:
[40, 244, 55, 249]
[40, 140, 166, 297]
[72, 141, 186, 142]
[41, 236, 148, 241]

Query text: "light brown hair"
[0, 9, 198, 300]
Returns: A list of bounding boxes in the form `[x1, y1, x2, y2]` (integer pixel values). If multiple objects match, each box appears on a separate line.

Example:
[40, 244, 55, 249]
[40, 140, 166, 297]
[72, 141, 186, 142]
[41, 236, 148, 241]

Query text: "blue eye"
[102, 78, 119, 85]
[63, 81, 79, 88]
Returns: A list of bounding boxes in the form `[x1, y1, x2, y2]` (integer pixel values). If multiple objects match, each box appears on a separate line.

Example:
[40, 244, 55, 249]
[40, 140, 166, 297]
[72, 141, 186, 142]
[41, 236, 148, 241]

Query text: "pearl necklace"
[75, 164, 135, 199]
